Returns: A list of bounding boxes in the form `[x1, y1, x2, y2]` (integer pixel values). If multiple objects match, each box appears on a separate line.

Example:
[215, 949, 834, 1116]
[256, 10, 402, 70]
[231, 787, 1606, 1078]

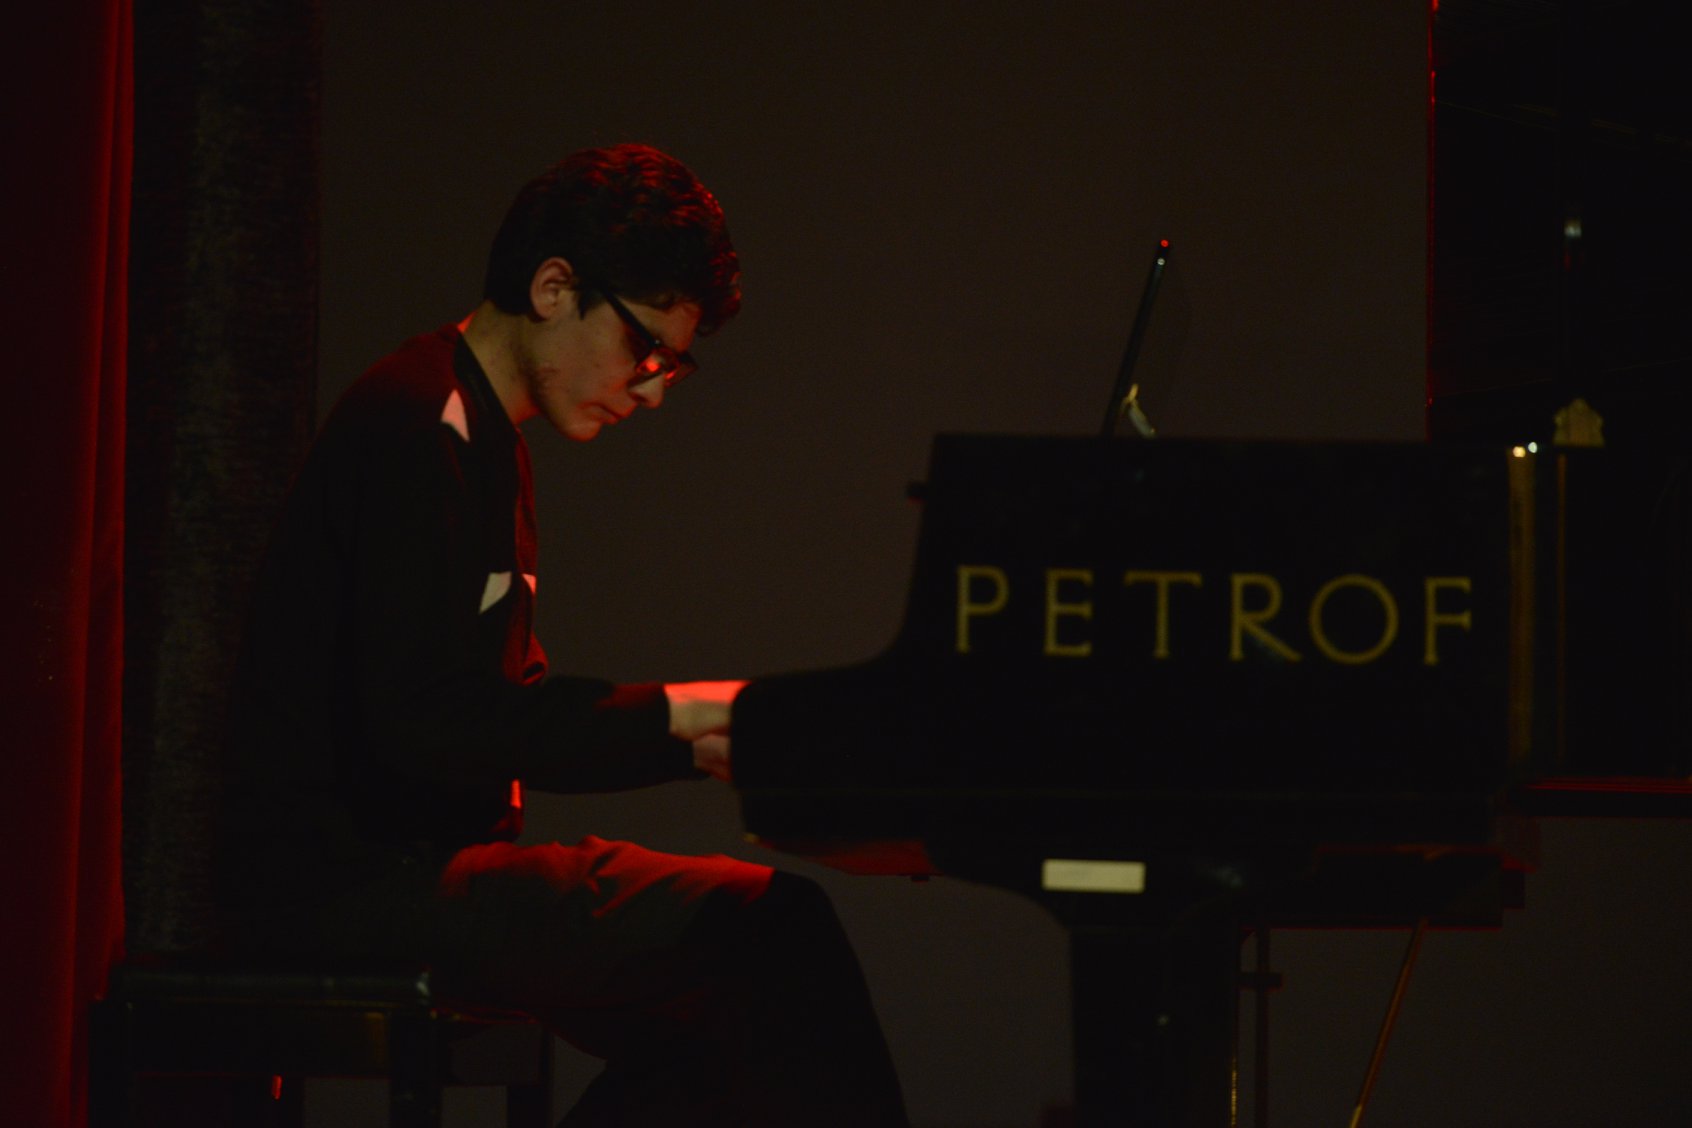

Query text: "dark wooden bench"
[90, 963, 552, 1127]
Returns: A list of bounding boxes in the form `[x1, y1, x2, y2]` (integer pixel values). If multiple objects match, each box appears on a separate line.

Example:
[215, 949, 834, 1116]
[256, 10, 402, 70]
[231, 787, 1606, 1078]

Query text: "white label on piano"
[1041, 858, 1147, 894]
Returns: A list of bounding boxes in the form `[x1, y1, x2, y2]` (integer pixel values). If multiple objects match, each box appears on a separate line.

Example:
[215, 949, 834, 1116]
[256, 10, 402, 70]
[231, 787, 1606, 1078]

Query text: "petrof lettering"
[1423, 576, 1473, 666]
[955, 565, 1009, 654]
[1308, 574, 1399, 665]
[1122, 571, 1203, 659]
[953, 565, 1475, 666]
[1044, 568, 1095, 658]
[1230, 573, 1303, 663]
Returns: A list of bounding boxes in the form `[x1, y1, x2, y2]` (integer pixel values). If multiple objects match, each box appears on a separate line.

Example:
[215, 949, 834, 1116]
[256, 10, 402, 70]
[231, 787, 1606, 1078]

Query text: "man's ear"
[528, 257, 578, 320]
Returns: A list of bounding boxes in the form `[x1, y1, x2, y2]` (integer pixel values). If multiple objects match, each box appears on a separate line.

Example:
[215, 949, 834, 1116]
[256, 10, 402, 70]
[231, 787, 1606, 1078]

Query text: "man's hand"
[665, 681, 745, 784]
[690, 733, 732, 782]
[664, 680, 747, 742]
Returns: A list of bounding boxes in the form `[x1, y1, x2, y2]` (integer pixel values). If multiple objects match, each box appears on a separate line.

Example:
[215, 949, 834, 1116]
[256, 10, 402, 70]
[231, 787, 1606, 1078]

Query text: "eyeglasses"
[598, 289, 698, 389]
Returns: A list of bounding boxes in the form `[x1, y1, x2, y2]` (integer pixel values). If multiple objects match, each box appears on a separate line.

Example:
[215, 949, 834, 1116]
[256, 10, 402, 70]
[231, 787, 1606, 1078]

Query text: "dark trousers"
[230, 836, 908, 1127]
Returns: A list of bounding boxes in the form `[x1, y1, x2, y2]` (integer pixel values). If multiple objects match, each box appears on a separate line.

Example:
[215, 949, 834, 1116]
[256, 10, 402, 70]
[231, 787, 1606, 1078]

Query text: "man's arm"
[337, 392, 697, 794]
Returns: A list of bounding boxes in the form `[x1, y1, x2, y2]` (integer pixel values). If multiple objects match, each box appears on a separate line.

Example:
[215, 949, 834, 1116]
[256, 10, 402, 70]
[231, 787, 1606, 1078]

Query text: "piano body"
[732, 433, 1691, 1127]
[727, 0, 1692, 1115]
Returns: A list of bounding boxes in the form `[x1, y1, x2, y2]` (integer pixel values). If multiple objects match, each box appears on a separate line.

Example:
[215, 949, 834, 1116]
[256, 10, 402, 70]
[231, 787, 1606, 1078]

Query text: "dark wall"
[314, 3, 1691, 1125]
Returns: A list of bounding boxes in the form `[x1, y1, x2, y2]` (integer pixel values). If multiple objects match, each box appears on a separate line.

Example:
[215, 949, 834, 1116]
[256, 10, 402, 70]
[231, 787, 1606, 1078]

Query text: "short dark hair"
[482, 144, 741, 335]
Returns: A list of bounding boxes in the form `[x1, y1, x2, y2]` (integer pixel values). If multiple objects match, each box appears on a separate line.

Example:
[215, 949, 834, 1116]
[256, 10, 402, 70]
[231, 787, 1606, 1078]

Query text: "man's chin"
[560, 418, 604, 442]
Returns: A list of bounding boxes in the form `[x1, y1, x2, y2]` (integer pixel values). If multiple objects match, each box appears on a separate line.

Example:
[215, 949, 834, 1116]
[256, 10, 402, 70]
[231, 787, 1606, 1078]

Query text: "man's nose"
[630, 376, 665, 410]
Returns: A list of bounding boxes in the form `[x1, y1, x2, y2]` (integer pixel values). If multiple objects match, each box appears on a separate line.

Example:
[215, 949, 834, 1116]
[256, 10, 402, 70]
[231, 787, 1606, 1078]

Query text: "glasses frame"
[597, 288, 698, 389]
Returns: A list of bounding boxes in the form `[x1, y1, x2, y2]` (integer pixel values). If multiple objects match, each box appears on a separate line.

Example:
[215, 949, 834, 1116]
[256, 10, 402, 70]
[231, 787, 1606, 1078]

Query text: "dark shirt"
[219, 326, 694, 908]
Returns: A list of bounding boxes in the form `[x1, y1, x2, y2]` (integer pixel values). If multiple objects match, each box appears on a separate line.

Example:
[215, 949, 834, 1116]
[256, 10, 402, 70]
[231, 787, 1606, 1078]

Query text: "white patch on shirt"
[479, 571, 511, 613]
[522, 573, 537, 596]
[440, 389, 470, 442]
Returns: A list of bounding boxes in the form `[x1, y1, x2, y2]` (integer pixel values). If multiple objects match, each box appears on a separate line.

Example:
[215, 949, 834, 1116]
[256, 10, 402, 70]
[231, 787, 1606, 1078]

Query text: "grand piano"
[731, 433, 1689, 1126]
[729, 0, 1690, 1119]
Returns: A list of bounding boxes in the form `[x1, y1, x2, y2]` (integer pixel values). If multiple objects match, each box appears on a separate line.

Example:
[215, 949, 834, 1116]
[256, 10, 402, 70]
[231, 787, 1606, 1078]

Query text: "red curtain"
[0, 1, 132, 1124]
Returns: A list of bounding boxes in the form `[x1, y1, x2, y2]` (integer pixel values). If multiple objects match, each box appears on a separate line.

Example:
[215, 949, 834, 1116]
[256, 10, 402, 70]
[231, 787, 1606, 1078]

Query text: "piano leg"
[1070, 909, 1240, 1128]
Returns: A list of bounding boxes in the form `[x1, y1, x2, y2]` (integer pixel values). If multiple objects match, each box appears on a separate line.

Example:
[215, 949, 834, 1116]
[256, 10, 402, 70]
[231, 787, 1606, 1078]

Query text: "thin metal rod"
[1347, 919, 1428, 1128]
[1255, 926, 1270, 1128]
[1100, 240, 1170, 438]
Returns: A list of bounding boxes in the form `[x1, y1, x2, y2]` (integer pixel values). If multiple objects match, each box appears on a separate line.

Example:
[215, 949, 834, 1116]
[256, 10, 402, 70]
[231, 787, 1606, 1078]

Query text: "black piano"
[732, 433, 1691, 1127]
[728, 0, 1692, 1113]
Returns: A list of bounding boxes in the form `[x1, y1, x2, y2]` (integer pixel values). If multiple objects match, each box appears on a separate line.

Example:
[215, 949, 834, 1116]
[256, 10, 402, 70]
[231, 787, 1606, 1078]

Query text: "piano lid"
[736, 435, 1528, 807]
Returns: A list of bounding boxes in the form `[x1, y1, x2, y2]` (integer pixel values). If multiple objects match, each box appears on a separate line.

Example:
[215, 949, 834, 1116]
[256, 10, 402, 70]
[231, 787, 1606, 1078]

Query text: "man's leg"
[687, 870, 909, 1128]
[422, 838, 908, 1128]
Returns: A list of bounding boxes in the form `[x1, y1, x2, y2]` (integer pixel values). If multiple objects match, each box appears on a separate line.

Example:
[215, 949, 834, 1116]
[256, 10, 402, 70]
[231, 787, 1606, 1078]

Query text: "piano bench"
[89, 963, 552, 1128]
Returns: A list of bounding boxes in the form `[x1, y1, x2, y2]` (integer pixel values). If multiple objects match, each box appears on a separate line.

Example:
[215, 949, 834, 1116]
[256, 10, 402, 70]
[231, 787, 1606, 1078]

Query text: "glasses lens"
[633, 350, 673, 382]
[602, 288, 696, 387]
[667, 351, 696, 385]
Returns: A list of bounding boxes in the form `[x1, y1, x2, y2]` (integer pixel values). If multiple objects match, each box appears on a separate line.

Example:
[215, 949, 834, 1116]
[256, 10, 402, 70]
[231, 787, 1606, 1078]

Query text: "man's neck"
[459, 303, 535, 425]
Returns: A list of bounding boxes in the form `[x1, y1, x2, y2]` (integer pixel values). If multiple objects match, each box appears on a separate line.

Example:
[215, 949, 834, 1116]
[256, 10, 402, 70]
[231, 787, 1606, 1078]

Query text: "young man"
[217, 144, 908, 1126]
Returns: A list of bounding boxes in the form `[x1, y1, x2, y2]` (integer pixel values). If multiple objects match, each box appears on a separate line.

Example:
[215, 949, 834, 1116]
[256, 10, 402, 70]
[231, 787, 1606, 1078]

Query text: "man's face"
[521, 291, 701, 442]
